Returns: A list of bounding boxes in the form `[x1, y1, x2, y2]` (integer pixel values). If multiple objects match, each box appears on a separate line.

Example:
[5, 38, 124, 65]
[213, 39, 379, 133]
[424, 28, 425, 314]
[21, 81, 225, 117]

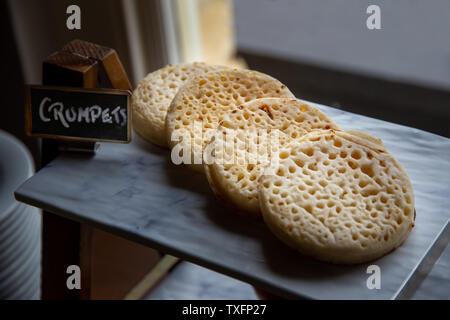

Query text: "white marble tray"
[15, 101, 450, 299]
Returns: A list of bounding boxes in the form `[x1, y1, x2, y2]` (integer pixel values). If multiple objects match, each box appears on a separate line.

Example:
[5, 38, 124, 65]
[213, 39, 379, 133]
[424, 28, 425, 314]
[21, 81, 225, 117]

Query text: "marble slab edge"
[14, 189, 311, 300]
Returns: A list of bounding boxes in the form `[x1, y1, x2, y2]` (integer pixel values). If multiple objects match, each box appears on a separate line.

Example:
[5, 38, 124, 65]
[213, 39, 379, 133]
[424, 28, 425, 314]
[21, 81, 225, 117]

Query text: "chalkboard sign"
[25, 85, 131, 143]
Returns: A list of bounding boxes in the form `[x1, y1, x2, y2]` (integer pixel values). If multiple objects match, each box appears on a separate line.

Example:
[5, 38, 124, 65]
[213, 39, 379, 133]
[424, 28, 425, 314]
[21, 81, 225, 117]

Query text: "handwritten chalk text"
[39, 97, 127, 128]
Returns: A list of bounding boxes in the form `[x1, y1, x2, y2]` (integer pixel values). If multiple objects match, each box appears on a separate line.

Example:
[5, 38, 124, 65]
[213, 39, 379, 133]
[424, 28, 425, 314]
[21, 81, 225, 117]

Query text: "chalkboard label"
[25, 85, 131, 143]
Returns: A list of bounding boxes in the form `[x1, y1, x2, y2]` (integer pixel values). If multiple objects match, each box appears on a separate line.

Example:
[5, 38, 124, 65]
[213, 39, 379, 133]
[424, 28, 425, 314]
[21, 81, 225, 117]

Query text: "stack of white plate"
[0, 130, 41, 300]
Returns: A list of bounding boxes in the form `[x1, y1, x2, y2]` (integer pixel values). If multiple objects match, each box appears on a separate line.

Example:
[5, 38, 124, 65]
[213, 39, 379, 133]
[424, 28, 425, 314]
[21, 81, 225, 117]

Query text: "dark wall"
[240, 51, 450, 138]
[1, 1, 39, 165]
[234, 0, 450, 137]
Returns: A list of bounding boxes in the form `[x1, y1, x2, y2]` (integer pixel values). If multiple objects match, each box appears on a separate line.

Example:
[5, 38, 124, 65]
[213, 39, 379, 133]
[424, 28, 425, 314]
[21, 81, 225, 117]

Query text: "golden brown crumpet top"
[259, 130, 415, 264]
[165, 68, 295, 171]
[204, 98, 340, 217]
[132, 62, 225, 147]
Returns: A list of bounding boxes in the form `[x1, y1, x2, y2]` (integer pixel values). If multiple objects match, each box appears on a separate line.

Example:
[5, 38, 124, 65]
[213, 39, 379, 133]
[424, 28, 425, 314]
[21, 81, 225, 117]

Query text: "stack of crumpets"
[132, 63, 415, 264]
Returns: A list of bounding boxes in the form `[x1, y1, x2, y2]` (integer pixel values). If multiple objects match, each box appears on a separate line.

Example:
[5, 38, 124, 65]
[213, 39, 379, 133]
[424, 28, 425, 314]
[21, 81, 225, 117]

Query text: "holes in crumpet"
[303, 204, 313, 214]
[347, 160, 357, 170]
[319, 180, 328, 187]
[404, 207, 412, 216]
[294, 159, 305, 168]
[361, 188, 379, 197]
[279, 152, 289, 159]
[359, 180, 369, 188]
[351, 150, 362, 160]
[302, 148, 314, 157]
[361, 164, 375, 178]
[334, 139, 342, 148]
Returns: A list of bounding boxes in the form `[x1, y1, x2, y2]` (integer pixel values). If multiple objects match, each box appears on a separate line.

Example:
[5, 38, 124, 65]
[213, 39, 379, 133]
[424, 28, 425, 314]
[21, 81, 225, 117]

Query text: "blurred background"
[0, 0, 449, 299]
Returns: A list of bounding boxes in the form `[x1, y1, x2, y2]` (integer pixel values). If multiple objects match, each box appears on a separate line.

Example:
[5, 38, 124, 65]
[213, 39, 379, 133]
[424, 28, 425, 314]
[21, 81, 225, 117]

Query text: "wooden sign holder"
[41, 39, 132, 154]
[39, 40, 131, 299]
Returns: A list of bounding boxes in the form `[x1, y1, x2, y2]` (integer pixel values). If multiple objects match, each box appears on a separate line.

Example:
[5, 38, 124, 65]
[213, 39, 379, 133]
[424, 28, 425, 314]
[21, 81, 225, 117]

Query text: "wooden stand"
[40, 41, 131, 299]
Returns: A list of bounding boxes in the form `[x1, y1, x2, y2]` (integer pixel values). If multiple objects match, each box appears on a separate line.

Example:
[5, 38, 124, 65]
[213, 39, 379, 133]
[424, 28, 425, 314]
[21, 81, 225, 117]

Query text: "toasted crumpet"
[259, 130, 415, 264]
[204, 98, 340, 217]
[165, 68, 295, 171]
[132, 62, 224, 147]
